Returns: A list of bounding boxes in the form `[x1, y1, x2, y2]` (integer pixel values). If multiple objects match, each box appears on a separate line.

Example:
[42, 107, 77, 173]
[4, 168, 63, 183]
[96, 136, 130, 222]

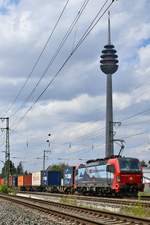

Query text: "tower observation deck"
[100, 11, 119, 158]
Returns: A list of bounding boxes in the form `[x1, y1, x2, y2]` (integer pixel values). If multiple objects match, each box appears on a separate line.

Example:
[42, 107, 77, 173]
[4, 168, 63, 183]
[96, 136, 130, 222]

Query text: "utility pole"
[43, 150, 51, 171]
[100, 11, 119, 158]
[0, 117, 10, 186]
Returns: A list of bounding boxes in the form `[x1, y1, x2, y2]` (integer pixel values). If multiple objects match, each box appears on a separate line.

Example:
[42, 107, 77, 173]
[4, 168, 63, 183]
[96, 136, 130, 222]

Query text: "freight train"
[0, 156, 144, 196]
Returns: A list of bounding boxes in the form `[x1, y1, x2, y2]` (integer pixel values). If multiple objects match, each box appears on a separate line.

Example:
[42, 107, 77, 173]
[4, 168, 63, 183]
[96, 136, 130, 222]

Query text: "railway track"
[19, 191, 150, 208]
[0, 194, 150, 225]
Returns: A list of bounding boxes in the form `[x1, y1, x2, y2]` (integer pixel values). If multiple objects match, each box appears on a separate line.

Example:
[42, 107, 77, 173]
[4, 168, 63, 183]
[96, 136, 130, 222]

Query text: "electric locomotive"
[74, 156, 144, 196]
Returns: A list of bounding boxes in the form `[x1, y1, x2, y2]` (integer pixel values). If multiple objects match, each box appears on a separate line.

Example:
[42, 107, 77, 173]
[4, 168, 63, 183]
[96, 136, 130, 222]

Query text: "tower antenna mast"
[100, 11, 119, 157]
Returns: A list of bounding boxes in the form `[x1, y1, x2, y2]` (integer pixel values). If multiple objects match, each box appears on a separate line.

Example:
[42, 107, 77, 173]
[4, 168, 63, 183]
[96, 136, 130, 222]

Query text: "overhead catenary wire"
[112, 110, 150, 141]
[119, 131, 148, 140]
[9, 0, 91, 118]
[59, 120, 105, 140]
[121, 107, 150, 123]
[73, 128, 105, 143]
[4, 0, 71, 116]
[123, 120, 150, 127]
[11, 0, 115, 130]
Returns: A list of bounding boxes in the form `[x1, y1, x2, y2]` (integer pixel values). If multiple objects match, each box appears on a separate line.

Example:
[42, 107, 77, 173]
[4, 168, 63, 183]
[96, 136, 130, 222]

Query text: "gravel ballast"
[0, 199, 70, 225]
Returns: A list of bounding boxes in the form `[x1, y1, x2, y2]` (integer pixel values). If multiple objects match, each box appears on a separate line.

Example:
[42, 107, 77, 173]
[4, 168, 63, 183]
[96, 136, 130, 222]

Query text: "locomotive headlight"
[117, 176, 121, 183]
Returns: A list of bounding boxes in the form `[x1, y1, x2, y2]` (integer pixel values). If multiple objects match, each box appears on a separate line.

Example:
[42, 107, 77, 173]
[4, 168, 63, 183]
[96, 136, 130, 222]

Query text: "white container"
[143, 168, 150, 184]
[61, 178, 64, 186]
[32, 171, 41, 186]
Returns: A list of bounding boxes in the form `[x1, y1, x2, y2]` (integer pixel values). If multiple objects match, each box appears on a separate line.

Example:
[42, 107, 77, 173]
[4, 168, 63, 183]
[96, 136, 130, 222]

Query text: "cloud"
[0, 0, 150, 171]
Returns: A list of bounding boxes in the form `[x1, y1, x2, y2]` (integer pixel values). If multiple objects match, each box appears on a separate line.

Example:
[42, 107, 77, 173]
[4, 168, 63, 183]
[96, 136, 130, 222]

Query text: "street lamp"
[43, 133, 52, 171]
[46, 133, 51, 151]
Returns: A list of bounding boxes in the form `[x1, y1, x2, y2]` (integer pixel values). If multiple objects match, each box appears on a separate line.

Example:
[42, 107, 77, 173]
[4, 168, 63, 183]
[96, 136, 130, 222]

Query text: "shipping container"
[61, 178, 64, 186]
[32, 171, 43, 186]
[142, 168, 150, 193]
[12, 176, 18, 187]
[49, 171, 61, 186]
[9, 176, 18, 187]
[0, 177, 4, 185]
[24, 175, 32, 186]
[42, 171, 47, 186]
[143, 168, 150, 183]
[9, 176, 13, 186]
[42, 171, 61, 186]
[18, 175, 24, 186]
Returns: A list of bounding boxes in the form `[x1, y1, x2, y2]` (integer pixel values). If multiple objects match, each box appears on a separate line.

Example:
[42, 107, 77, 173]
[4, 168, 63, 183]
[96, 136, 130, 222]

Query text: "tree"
[1, 160, 17, 177]
[47, 163, 68, 178]
[140, 160, 147, 167]
[1, 160, 30, 178]
[16, 161, 24, 175]
[24, 170, 28, 175]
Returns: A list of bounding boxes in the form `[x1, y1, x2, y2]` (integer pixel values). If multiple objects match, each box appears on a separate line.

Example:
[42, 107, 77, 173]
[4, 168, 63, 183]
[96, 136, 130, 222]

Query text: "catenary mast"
[100, 12, 119, 158]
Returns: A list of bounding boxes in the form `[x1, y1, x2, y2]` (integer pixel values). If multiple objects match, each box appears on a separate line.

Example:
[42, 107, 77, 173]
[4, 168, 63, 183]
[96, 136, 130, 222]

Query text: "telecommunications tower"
[100, 12, 119, 157]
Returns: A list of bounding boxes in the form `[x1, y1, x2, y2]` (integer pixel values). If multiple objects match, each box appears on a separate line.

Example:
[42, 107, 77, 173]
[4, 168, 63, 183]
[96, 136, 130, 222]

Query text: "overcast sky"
[0, 0, 150, 172]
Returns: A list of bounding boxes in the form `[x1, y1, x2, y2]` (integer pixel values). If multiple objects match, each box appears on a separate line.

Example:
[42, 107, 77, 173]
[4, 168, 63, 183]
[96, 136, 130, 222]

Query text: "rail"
[0, 194, 150, 225]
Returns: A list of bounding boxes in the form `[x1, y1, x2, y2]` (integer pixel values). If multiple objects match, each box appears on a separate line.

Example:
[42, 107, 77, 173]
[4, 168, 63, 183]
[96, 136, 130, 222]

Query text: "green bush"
[0, 185, 9, 193]
[0, 185, 15, 194]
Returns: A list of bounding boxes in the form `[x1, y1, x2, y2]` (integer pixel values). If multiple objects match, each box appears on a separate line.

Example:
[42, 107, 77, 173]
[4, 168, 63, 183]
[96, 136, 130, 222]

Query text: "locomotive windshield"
[119, 158, 140, 172]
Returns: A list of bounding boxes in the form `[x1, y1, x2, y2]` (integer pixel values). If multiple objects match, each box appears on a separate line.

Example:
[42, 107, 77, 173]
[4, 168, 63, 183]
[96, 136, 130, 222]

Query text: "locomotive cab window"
[119, 158, 140, 172]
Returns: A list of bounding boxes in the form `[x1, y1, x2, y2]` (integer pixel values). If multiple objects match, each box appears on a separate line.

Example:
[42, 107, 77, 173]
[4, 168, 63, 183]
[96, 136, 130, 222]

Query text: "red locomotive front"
[108, 157, 144, 196]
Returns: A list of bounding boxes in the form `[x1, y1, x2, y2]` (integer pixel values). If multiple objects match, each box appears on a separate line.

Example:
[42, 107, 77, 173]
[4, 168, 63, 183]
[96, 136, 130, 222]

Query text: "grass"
[138, 191, 150, 198]
[0, 185, 16, 194]
[121, 201, 150, 218]
[59, 193, 150, 218]
[59, 195, 77, 206]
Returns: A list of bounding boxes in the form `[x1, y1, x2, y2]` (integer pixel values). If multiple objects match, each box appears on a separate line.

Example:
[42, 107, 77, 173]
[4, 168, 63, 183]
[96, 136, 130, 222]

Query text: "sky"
[0, 0, 150, 172]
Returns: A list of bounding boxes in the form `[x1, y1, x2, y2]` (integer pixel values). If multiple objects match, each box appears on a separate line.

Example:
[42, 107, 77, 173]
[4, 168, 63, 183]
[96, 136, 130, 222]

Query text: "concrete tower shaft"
[100, 12, 119, 158]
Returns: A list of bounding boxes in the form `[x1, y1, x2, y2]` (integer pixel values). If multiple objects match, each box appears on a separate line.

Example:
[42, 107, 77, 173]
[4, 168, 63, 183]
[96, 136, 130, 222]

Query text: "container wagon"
[43, 171, 61, 192]
[9, 176, 18, 187]
[32, 171, 46, 191]
[18, 175, 32, 191]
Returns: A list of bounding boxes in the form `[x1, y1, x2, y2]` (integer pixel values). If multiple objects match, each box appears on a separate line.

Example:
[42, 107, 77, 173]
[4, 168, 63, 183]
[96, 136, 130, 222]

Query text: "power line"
[119, 131, 148, 140]
[120, 118, 150, 127]
[12, 0, 114, 129]
[5, 0, 70, 115]
[9, 0, 91, 118]
[121, 107, 150, 122]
